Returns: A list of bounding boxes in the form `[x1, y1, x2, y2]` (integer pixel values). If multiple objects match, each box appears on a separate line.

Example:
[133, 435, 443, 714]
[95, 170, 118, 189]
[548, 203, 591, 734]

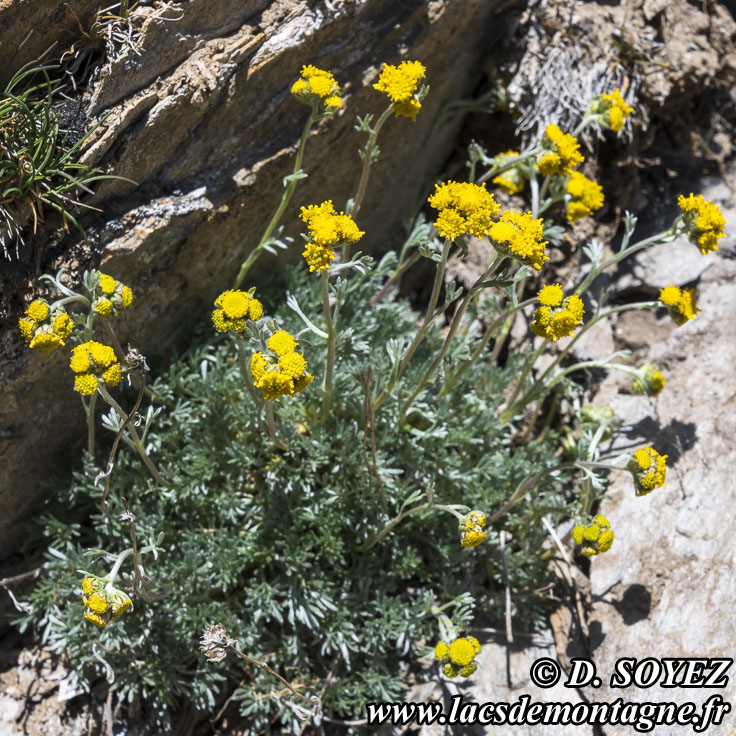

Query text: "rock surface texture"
[1, 0, 519, 558]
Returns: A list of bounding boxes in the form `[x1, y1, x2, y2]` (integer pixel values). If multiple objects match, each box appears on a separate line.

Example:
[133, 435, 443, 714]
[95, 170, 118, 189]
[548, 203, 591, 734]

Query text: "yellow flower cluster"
[300, 200, 364, 273]
[212, 289, 264, 333]
[250, 329, 313, 400]
[566, 171, 604, 222]
[530, 284, 585, 340]
[677, 194, 726, 255]
[572, 514, 614, 556]
[94, 272, 133, 316]
[593, 89, 633, 132]
[434, 636, 481, 678]
[82, 576, 132, 627]
[460, 510, 487, 548]
[628, 446, 667, 496]
[492, 150, 527, 194]
[291, 65, 342, 112]
[658, 285, 699, 326]
[489, 210, 549, 271]
[372, 60, 426, 120]
[428, 181, 501, 240]
[536, 124, 584, 177]
[631, 363, 666, 396]
[69, 341, 123, 395]
[18, 299, 75, 354]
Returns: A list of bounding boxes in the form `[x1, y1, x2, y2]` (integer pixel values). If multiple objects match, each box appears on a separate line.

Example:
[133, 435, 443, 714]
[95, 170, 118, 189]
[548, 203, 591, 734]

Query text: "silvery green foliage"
[18, 258, 572, 733]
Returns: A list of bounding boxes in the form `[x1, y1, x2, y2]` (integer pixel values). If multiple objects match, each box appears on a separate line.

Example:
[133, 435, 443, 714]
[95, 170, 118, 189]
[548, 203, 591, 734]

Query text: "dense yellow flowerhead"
[299, 201, 363, 272]
[212, 289, 263, 333]
[489, 210, 548, 271]
[460, 509, 487, 548]
[94, 272, 134, 316]
[428, 181, 501, 240]
[19, 299, 76, 354]
[677, 194, 726, 255]
[566, 171, 604, 222]
[69, 341, 122, 395]
[572, 514, 615, 556]
[250, 329, 313, 401]
[373, 60, 426, 120]
[291, 65, 342, 112]
[658, 285, 699, 326]
[81, 575, 132, 627]
[592, 88, 634, 132]
[435, 636, 481, 678]
[536, 124, 584, 177]
[628, 446, 667, 496]
[531, 287, 584, 341]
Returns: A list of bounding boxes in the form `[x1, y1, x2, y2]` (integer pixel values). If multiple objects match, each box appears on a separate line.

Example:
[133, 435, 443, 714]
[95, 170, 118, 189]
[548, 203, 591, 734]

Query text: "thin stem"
[400, 257, 503, 418]
[234, 111, 317, 289]
[476, 149, 539, 185]
[107, 539, 158, 587]
[530, 170, 540, 219]
[98, 385, 173, 487]
[264, 400, 287, 450]
[236, 336, 265, 415]
[86, 392, 97, 455]
[499, 340, 547, 423]
[50, 294, 89, 311]
[355, 503, 430, 552]
[369, 250, 421, 306]
[575, 229, 674, 296]
[373, 239, 452, 412]
[321, 272, 336, 421]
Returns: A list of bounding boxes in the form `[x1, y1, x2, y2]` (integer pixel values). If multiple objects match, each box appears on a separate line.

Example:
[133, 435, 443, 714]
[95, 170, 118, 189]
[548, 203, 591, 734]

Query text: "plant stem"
[499, 341, 547, 423]
[98, 385, 173, 487]
[264, 400, 287, 450]
[236, 336, 265, 412]
[373, 239, 452, 413]
[356, 502, 431, 552]
[320, 272, 337, 421]
[476, 149, 539, 185]
[86, 392, 97, 455]
[400, 257, 503, 419]
[234, 110, 317, 289]
[369, 251, 421, 306]
[107, 539, 158, 587]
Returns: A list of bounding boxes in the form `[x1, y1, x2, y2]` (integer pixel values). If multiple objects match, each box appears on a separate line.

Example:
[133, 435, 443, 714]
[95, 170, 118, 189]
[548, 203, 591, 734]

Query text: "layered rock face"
[0, 0, 519, 557]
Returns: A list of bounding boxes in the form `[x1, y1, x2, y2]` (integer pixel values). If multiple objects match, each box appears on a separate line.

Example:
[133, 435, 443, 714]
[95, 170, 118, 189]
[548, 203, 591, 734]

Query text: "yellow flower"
[536, 124, 584, 177]
[566, 171, 604, 221]
[677, 194, 726, 255]
[489, 210, 548, 271]
[291, 65, 342, 113]
[428, 181, 501, 240]
[102, 363, 123, 387]
[268, 330, 297, 357]
[18, 318, 35, 342]
[95, 299, 113, 315]
[84, 611, 108, 627]
[212, 290, 263, 333]
[82, 577, 101, 596]
[28, 333, 64, 354]
[74, 374, 99, 395]
[492, 150, 528, 194]
[658, 285, 700, 326]
[531, 289, 584, 341]
[53, 312, 74, 339]
[99, 273, 118, 294]
[631, 363, 667, 396]
[590, 89, 634, 132]
[300, 200, 364, 248]
[251, 340, 313, 401]
[70, 341, 122, 394]
[443, 663, 459, 678]
[460, 509, 487, 548]
[628, 447, 667, 496]
[26, 299, 49, 322]
[434, 641, 449, 660]
[86, 592, 109, 614]
[373, 60, 426, 120]
[449, 638, 477, 666]
[461, 529, 486, 548]
[461, 662, 478, 677]
[302, 242, 335, 273]
[572, 514, 614, 556]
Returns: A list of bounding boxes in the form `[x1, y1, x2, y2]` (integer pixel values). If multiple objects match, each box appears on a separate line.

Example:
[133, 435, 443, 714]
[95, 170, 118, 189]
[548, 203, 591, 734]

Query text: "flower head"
[658, 285, 699, 326]
[291, 65, 342, 113]
[536, 124, 584, 177]
[19, 299, 76, 355]
[200, 624, 236, 663]
[492, 150, 528, 194]
[489, 210, 548, 271]
[630, 363, 666, 396]
[460, 509, 487, 548]
[590, 89, 633, 132]
[677, 194, 726, 255]
[299, 201, 363, 272]
[628, 446, 667, 496]
[212, 289, 263, 333]
[566, 171, 604, 221]
[373, 60, 426, 120]
[250, 329, 313, 401]
[93, 273, 133, 316]
[428, 181, 501, 240]
[530, 287, 584, 341]
[435, 636, 481, 678]
[572, 514, 615, 556]
[81, 574, 132, 627]
[69, 341, 122, 395]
